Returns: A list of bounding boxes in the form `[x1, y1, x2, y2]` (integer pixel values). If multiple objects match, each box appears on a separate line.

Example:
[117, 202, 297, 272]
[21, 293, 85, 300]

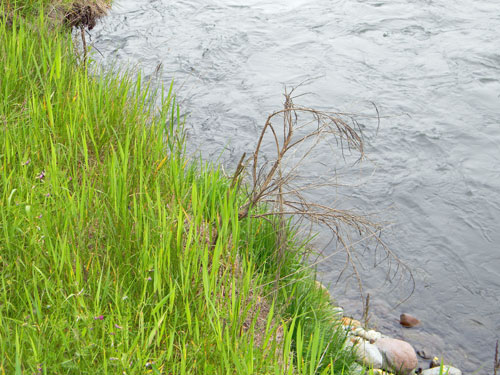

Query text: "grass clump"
[0, 9, 358, 375]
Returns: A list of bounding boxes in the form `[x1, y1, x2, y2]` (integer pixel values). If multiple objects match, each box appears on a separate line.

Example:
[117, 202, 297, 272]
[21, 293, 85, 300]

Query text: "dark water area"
[91, 0, 500, 372]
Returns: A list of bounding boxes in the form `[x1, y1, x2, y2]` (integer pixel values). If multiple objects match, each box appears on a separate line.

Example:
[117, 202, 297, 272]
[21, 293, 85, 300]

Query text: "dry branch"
[238, 88, 414, 307]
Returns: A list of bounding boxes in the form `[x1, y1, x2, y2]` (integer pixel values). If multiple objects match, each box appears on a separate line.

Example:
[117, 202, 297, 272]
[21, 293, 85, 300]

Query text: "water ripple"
[92, 0, 500, 371]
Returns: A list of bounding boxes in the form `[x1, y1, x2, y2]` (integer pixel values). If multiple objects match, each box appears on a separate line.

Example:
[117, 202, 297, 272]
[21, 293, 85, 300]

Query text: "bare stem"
[494, 340, 499, 375]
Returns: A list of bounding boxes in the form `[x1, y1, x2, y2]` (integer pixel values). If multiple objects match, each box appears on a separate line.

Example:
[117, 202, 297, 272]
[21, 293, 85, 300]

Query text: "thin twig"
[362, 293, 370, 328]
[80, 25, 87, 65]
[494, 340, 499, 375]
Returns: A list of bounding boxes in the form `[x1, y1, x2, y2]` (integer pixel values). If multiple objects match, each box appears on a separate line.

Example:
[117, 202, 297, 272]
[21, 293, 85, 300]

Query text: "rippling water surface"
[91, 0, 500, 371]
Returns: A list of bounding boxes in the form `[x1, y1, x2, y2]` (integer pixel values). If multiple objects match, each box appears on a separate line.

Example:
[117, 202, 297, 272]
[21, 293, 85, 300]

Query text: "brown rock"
[400, 313, 420, 328]
[341, 317, 361, 328]
[376, 337, 418, 375]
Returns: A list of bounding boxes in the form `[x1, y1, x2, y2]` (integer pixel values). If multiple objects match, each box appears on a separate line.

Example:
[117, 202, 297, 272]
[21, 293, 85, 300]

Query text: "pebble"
[342, 336, 357, 349]
[375, 337, 418, 375]
[430, 357, 440, 368]
[350, 362, 366, 375]
[364, 329, 382, 342]
[353, 327, 366, 336]
[353, 339, 384, 369]
[416, 349, 432, 360]
[421, 366, 462, 375]
[350, 327, 383, 343]
[372, 370, 396, 375]
[342, 317, 362, 328]
[400, 313, 421, 328]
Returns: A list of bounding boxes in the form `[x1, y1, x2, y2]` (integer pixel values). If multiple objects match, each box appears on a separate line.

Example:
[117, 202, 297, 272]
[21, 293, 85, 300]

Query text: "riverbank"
[0, 3, 358, 374]
[2, 0, 109, 26]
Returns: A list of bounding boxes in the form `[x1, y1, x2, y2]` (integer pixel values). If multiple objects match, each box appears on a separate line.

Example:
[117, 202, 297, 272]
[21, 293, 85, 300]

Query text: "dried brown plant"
[236, 88, 414, 307]
[62, 0, 109, 30]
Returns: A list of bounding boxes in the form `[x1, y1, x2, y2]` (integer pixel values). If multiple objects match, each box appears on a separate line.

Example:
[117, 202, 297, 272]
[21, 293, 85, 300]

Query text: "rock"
[350, 362, 366, 375]
[375, 338, 418, 375]
[372, 370, 397, 375]
[416, 349, 432, 360]
[365, 329, 382, 342]
[429, 357, 440, 368]
[400, 313, 420, 328]
[342, 336, 358, 350]
[421, 366, 462, 375]
[351, 327, 383, 343]
[342, 317, 362, 328]
[353, 327, 366, 336]
[353, 339, 384, 369]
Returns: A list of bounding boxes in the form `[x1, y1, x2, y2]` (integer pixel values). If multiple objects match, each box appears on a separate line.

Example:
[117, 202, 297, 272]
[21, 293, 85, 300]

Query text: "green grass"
[4, 0, 72, 18]
[0, 9, 357, 375]
[3, 0, 111, 24]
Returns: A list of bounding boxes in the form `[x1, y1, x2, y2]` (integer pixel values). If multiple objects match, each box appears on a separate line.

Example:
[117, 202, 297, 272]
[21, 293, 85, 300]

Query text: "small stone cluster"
[314, 281, 462, 375]
[338, 314, 462, 375]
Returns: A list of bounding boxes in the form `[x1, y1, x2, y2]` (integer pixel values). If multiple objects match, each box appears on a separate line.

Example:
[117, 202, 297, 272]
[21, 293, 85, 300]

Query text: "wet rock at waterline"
[353, 339, 384, 369]
[375, 338, 418, 375]
[421, 366, 462, 375]
[400, 331, 445, 361]
[416, 349, 432, 360]
[400, 313, 421, 328]
[429, 357, 441, 368]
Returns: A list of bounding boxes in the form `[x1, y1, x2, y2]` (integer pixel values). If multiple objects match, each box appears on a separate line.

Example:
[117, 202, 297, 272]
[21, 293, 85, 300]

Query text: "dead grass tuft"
[63, 0, 109, 30]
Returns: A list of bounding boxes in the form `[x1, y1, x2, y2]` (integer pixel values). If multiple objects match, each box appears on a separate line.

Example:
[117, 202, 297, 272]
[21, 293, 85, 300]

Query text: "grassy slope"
[0, 8, 356, 375]
[3, 0, 110, 17]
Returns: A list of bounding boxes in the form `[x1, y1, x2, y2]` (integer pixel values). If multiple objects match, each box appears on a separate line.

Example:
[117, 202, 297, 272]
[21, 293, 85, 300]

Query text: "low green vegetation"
[0, 6, 357, 374]
[3, 0, 110, 28]
[3, 0, 70, 16]
[4, 0, 70, 18]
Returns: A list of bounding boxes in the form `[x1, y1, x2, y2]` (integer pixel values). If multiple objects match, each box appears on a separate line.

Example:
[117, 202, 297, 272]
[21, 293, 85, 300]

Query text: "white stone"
[350, 363, 366, 375]
[343, 337, 355, 350]
[365, 330, 382, 342]
[353, 327, 366, 337]
[352, 327, 382, 342]
[421, 366, 462, 375]
[354, 340, 384, 369]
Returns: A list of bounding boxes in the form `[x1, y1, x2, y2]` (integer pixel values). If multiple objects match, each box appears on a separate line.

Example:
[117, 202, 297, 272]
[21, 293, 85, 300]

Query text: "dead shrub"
[234, 88, 414, 308]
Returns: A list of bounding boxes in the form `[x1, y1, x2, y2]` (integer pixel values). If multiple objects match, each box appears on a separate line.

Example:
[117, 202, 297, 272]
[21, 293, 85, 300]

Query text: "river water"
[91, 0, 500, 372]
